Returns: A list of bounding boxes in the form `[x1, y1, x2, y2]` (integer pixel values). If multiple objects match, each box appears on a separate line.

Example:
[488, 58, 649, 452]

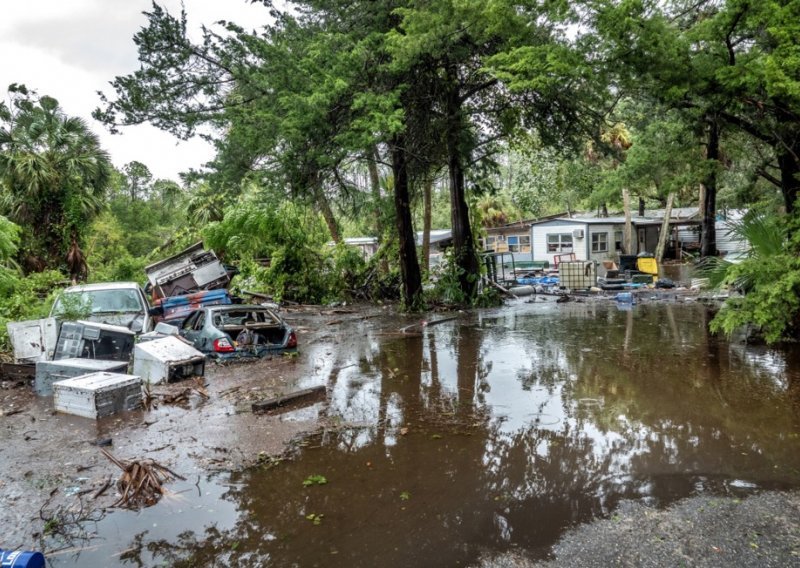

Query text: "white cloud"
[0, 0, 274, 181]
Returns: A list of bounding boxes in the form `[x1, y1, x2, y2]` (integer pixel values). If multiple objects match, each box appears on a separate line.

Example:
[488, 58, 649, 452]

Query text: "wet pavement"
[7, 299, 800, 566]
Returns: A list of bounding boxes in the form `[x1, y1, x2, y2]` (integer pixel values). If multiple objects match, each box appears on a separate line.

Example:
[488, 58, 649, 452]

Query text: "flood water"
[54, 301, 800, 567]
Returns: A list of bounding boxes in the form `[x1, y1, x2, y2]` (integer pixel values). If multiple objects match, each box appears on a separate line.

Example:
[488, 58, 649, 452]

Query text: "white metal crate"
[35, 358, 129, 396]
[53, 372, 142, 419]
[133, 336, 205, 384]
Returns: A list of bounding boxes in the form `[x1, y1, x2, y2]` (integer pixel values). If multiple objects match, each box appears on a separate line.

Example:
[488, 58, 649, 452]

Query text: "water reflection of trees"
[115, 303, 800, 566]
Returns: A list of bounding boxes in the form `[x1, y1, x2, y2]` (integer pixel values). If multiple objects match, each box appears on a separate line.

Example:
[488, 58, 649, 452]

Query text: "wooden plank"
[251, 385, 326, 413]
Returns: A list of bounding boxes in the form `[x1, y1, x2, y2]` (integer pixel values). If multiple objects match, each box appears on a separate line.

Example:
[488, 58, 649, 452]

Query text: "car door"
[181, 311, 205, 349]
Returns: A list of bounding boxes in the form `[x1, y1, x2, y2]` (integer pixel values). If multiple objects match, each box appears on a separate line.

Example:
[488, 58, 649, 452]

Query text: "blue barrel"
[0, 550, 45, 568]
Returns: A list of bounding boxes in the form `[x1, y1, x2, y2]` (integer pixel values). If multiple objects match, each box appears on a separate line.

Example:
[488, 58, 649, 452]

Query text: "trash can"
[0, 549, 45, 568]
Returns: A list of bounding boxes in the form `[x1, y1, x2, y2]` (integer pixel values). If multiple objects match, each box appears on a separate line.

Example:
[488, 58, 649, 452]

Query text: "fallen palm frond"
[142, 381, 157, 410]
[100, 448, 185, 509]
[146, 377, 209, 407]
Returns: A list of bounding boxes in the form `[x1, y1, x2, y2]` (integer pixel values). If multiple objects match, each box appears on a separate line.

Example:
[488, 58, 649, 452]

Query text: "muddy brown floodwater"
[4, 298, 800, 567]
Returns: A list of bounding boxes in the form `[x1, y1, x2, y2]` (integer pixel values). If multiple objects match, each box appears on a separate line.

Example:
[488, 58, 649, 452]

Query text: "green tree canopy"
[0, 84, 112, 273]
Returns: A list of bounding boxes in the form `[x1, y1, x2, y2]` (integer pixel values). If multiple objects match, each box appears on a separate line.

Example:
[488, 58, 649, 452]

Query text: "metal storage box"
[54, 321, 135, 361]
[133, 336, 205, 384]
[7, 318, 58, 363]
[53, 372, 142, 419]
[35, 358, 129, 396]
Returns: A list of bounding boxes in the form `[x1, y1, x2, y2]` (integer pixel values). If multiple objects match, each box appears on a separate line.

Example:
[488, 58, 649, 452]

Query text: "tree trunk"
[601, 202, 608, 217]
[314, 183, 340, 244]
[638, 196, 645, 217]
[422, 176, 432, 273]
[367, 145, 383, 239]
[390, 137, 423, 310]
[701, 118, 719, 258]
[444, 72, 479, 300]
[622, 188, 633, 254]
[778, 150, 800, 215]
[655, 192, 675, 262]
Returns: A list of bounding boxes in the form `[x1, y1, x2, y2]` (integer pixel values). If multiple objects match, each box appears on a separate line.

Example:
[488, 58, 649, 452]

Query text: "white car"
[50, 282, 154, 333]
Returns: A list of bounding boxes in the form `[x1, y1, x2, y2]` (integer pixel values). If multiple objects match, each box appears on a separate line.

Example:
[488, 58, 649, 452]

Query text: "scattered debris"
[92, 476, 113, 500]
[39, 490, 105, 546]
[0, 408, 24, 417]
[100, 448, 186, 509]
[160, 379, 210, 406]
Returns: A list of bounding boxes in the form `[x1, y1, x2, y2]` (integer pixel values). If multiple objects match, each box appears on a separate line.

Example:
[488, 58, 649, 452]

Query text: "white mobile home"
[529, 215, 701, 266]
[530, 218, 626, 266]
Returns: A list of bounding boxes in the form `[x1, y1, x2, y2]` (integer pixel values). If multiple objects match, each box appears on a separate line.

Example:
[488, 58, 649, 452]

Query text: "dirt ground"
[475, 491, 800, 567]
[0, 305, 379, 550]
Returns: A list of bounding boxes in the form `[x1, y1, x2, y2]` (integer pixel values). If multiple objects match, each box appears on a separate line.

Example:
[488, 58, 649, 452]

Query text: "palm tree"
[0, 86, 111, 273]
[0, 214, 20, 292]
[186, 182, 226, 226]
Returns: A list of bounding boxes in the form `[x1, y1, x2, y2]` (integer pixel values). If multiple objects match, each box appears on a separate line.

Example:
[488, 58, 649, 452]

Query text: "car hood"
[83, 313, 143, 332]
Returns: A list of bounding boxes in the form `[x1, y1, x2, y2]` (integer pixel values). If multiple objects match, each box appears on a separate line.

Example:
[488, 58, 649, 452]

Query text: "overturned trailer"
[145, 242, 229, 300]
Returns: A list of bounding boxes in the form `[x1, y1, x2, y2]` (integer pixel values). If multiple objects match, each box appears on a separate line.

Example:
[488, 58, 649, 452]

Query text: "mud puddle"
[45, 301, 800, 566]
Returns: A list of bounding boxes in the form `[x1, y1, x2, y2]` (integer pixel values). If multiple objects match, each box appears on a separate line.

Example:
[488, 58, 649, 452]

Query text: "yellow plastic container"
[636, 257, 658, 275]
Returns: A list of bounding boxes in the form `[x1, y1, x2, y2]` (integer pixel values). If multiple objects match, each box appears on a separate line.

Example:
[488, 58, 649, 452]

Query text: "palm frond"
[725, 211, 784, 258]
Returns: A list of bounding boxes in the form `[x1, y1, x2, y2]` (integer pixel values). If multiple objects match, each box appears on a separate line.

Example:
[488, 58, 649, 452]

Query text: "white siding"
[677, 225, 700, 244]
[586, 224, 617, 263]
[531, 221, 589, 265]
[716, 219, 748, 253]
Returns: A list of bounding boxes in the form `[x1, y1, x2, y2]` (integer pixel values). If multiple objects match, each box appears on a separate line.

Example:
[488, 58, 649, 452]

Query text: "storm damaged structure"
[145, 242, 229, 299]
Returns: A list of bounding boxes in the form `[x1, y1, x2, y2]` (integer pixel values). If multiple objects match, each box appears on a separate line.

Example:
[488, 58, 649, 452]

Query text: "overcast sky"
[0, 0, 273, 180]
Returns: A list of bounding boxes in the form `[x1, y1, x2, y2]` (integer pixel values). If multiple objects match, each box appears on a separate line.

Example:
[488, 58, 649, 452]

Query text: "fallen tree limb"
[252, 385, 326, 414]
[485, 278, 518, 298]
[400, 316, 459, 334]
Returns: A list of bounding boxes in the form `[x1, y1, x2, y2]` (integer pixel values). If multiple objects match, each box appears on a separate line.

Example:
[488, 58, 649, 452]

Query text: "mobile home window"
[507, 235, 531, 252]
[614, 230, 623, 251]
[592, 232, 609, 253]
[546, 233, 573, 253]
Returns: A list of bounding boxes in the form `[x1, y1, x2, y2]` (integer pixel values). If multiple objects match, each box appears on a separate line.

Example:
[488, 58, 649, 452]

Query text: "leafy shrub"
[206, 200, 369, 304]
[709, 252, 800, 343]
[91, 253, 149, 284]
[426, 249, 501, 308]
[709, 212, 800, 343]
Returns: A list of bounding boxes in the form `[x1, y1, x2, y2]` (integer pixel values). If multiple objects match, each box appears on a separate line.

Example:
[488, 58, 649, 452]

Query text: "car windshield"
[54, 289, 142, 315]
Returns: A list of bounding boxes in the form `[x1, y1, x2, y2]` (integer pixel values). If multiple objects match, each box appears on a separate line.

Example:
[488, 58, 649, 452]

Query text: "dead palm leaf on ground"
[100, 448, 185, 508]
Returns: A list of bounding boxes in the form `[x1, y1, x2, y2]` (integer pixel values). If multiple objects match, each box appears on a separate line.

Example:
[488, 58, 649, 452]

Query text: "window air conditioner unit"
[572, 229, 584, 239]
